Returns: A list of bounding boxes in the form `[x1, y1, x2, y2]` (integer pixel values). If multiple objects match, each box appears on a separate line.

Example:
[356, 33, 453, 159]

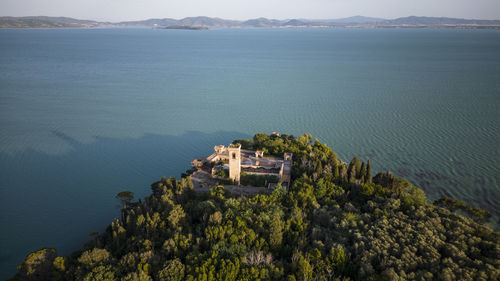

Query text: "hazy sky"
[1, 0, 500, 22]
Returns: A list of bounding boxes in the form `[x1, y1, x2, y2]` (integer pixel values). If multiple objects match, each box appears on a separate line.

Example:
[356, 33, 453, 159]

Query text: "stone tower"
[228, 144, 241, 184]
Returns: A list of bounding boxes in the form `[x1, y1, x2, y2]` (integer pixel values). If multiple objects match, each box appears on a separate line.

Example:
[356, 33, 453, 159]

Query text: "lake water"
[0, 27, 499, 278]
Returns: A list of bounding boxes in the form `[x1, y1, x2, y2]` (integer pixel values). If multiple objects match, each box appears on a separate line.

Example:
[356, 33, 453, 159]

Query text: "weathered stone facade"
[193, 143, 293, 186]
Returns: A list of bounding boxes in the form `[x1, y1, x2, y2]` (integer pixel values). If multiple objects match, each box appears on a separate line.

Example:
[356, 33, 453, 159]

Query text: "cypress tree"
[366, 160, 372, 183]
[315, 161, 323, 176]
[269, 213, 283, 251]
[333, 163, 340, 179]
[347, 157, 361, 180]
[339, 165, 348, 183]
[359, 162, 366, 180]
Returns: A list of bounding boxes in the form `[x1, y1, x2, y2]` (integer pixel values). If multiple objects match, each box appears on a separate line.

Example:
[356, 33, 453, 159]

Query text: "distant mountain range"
[0, 16, 105, 28]
[1, 15, 500, 29]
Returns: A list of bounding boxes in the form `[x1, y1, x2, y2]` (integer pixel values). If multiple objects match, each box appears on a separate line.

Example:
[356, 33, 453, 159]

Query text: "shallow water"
[0, 27, 499, 278]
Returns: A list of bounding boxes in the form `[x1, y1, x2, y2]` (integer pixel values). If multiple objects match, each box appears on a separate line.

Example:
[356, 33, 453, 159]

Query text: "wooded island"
[12, 133, 499, 281]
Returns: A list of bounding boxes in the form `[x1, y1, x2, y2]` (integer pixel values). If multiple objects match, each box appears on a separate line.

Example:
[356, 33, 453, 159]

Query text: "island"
[12, 133, 499, 281]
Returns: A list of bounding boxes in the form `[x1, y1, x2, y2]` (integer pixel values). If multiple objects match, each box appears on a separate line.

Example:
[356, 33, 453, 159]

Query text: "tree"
[116, 191, 134, 207]
[332, 163, 340, 179]
[434, 198, 491, 222]
[327, 245, 346, 271]
[359, 162, 366, 180]
[347, 157, 361, 183]
[271, 182, 287, 201]
[122, 270, 152, 281]
[373, 171, 412, 194]
[366, 160, 372, 183]
[77, 248, 111, 269]
[157, 259, 185, 281]
[180, 176, 194, 192]
[290, 178, 318, 209]
[401, 186, 427, 206]
[167, 205, 186, 230]
[209, 185, 227, 201]
[82, 265, 116, 281]
[16, 248, 57, 281]
[209, 211, 223, 225]
[293, 252, 313, 281]
[215, 169, 228, 178]
[253, 133, 270, 147]
[269, 213, 283, 251]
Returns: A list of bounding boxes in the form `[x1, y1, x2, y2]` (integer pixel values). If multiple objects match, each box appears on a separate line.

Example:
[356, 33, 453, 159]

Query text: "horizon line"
[1, 14, 500, 23]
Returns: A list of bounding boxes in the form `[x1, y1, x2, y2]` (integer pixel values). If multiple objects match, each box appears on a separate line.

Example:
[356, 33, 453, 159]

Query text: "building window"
[232, 153, 236, 159]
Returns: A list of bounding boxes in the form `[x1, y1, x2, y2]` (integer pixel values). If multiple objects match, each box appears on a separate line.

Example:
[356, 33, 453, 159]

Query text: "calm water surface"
[0, 27, 499, 278]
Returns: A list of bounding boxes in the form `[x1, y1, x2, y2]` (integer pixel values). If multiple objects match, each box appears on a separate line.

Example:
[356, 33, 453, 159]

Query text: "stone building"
[194, 143, 293, 187]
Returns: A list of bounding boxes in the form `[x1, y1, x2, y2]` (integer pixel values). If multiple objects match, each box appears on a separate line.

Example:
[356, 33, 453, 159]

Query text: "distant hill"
[177, 16, 240, 27]
[117, 16, 239, 28]
[1, 15, 499, 29]
[282, 19, 308, 27]
[241, 17, 284, 27]
[335, 16, 385, 23]
[0, 16, 104, 28]
[117, 18, 178, 27]
[313, 16, 385, 24]
[379, 16, 500, 26]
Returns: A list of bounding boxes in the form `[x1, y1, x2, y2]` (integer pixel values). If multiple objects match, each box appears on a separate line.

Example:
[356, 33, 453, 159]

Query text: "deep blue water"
[0, 27, 499, 278]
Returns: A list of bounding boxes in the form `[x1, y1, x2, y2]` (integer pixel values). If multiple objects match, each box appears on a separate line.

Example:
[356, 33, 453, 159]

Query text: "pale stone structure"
[228, 144, 242, 183]
[194, 143, 293, 187]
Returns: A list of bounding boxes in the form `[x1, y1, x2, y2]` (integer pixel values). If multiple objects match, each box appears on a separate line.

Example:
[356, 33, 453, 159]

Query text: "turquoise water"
[0, 27, 499, 278]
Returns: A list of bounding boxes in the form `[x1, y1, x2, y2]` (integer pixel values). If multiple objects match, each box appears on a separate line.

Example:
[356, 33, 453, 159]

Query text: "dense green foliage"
[240, 173, 279, 187]
[214, 169, 229, 179]
[434, 197, 492, 223]
[212, 169, 234, 185]
[13, 133, 499, 281]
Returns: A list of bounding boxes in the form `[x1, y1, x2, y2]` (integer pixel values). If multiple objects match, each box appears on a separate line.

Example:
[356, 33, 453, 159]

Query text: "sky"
[1, 0, 500, 22]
